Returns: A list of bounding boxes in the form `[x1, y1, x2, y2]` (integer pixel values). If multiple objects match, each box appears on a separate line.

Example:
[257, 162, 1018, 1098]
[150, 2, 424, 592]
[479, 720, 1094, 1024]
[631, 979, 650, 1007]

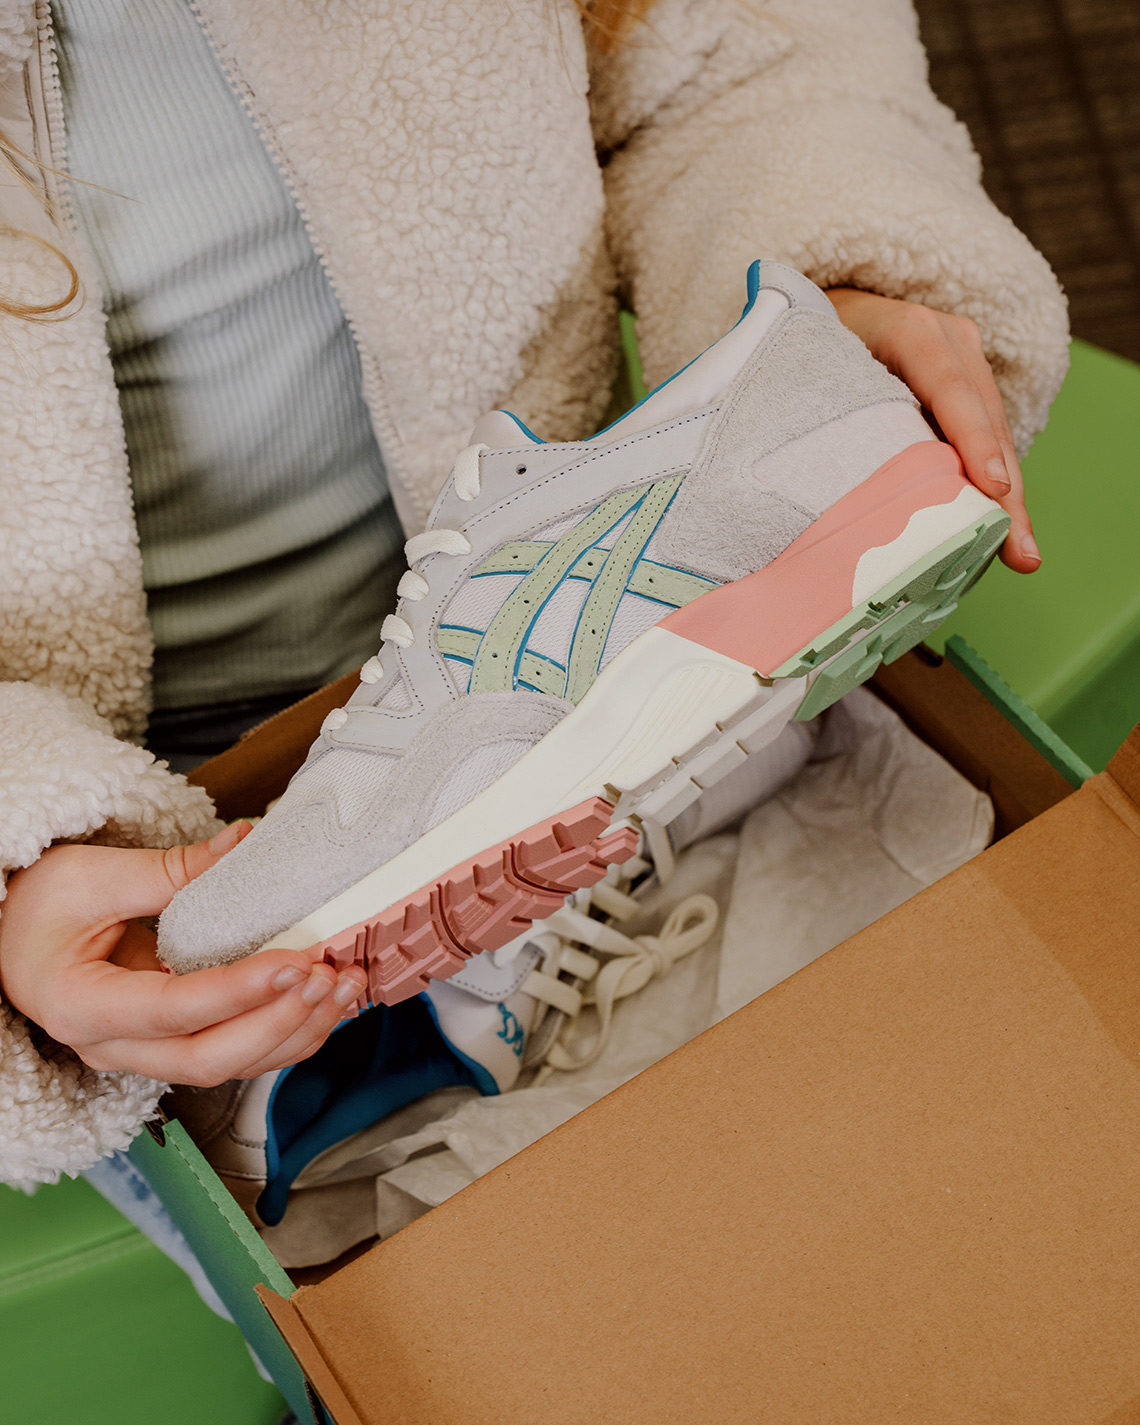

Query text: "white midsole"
[261, 627, 778, 952]
[851, 484, 998, 606]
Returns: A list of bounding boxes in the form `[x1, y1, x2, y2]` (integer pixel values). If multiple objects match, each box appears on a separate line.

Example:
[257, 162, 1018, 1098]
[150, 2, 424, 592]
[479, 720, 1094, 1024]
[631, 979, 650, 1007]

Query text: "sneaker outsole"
[320, 799, 639, 1010]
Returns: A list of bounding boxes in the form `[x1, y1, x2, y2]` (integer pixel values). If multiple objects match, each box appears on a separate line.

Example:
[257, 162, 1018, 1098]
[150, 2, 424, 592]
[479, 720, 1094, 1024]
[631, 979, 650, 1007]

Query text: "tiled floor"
[914, 0, 1140, 363]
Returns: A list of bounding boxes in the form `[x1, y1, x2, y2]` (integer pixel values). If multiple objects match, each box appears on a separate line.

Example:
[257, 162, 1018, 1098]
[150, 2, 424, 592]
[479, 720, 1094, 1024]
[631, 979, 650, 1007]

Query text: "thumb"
[82, 821, 253, 924]
[162, 820, 252, 894]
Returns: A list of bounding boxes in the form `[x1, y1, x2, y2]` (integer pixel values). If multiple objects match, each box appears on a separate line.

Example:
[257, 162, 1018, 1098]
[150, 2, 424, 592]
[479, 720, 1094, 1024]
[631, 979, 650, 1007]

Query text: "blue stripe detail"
[589, 260, 763, 441]
[518, 650, 566, 682]
[495, 413, 544, 444]
[476, 261, 762, 455]
[635, 554, 719, 607]
[590, 484, 683, 675]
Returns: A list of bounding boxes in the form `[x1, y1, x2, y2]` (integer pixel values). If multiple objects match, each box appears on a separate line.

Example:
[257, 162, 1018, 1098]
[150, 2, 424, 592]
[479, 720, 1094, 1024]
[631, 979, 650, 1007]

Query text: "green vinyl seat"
[931, 339, 1140, 771]
[0, 1174, 285, 1425]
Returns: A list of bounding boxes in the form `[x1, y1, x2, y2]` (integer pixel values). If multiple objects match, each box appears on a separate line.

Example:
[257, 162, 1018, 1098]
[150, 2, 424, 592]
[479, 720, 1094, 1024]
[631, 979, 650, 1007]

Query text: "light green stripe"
[437, 627, 481, 661]
[469, 486, 646, 693]
[565, 475, 683, 704]
[439, 627, 566, 695]
[474, 541, 552, 576]
[627, 561, 715, 606]
[476, 542, 714, 608]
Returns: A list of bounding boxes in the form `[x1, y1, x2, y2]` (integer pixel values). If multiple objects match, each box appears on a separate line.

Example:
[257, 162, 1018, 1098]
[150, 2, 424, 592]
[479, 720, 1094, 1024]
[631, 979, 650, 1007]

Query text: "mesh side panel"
[532, 502, 635, 546]
[525, 577, 589, 663]
[442, 572, 523, 633]
[424, 738, 535, 831]
[528, 510, 582, 541]
[445, 656, 472, 693]
[379, 675, 413, 711]
[599, 590, 668, 670]
[289, 747, 400, 829]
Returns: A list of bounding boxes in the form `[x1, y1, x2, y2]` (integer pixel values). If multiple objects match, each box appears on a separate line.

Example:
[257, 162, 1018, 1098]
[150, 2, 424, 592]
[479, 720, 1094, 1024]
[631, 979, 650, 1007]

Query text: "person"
[0, 0, 1068, 1189]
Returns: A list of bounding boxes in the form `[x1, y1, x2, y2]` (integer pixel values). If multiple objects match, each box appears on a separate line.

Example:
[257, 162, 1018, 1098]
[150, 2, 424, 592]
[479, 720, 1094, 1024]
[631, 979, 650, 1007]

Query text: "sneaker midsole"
[662, 440, 997, 676]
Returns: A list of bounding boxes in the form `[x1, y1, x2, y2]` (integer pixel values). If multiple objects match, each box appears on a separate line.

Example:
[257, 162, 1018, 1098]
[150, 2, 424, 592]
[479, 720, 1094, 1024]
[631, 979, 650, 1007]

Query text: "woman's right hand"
[0, 822, 366, 1085]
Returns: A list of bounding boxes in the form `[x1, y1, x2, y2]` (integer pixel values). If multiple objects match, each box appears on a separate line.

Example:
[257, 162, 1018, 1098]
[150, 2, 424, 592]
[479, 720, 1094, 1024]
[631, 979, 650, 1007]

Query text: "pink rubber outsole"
[318, 796, 639, 1011]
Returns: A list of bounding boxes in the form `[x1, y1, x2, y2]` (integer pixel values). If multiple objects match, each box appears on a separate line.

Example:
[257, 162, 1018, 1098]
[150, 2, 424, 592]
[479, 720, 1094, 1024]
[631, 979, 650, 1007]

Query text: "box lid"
[262, 724, 1140, 1424]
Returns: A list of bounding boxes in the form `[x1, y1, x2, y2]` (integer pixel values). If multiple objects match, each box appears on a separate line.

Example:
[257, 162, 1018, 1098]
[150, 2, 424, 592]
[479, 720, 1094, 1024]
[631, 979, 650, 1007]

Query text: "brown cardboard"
[262, 762, 1140, 1424]
[1107, 723, 1140, 808]
[256, 1286, 365, 1425]
[185, 654, 1140, 1423]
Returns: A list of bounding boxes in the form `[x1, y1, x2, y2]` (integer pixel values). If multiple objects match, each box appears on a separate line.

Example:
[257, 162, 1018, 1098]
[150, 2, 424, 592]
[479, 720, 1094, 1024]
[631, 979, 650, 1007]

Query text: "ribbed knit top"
[53, 0, 404, 709]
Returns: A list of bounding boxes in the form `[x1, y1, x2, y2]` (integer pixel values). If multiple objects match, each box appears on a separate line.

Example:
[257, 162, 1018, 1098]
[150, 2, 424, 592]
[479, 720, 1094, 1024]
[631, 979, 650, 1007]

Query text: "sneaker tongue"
[468, 409, 542, 449]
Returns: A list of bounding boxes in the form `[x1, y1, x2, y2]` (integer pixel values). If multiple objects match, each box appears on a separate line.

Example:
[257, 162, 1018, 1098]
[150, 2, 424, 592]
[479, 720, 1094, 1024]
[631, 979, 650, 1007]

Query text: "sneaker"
[158, 260, 1007, 1005]
[169, 846, 708, 1229]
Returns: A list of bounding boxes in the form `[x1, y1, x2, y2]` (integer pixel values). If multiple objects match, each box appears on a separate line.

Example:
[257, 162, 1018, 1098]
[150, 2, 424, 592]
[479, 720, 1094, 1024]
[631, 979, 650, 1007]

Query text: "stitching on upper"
[462, 411, 711, 531]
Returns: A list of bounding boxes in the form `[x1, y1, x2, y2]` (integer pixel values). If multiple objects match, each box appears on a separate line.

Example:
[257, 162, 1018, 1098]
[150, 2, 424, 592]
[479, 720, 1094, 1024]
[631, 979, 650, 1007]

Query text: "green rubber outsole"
[783, 508, 1012, 723]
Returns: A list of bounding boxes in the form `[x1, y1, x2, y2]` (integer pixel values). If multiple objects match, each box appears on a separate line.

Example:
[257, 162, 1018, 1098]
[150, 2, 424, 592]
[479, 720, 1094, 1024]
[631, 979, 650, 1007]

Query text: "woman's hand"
[0, 823, 366, 1086]
[826, 287, 1041, 574]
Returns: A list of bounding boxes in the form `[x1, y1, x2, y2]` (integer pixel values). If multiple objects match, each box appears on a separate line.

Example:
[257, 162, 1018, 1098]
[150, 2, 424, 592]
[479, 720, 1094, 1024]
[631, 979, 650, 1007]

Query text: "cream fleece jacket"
[0, 0, 1068, 1186]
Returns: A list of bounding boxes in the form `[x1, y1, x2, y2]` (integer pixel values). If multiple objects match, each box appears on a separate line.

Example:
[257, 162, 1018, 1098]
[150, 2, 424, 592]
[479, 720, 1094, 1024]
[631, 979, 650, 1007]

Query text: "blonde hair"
[577, 0, 658, 52]
[0, 129, 80, 323]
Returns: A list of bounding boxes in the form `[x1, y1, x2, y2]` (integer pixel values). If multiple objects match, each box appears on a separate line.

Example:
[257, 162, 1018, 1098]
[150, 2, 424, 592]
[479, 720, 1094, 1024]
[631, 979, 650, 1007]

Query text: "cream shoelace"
[515, 855, 720, 1083]
[322, 443, 488, 733]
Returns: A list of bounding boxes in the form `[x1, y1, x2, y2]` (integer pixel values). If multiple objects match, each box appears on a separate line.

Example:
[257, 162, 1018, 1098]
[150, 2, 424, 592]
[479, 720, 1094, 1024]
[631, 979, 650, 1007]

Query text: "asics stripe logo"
[445, 475, 709, 703]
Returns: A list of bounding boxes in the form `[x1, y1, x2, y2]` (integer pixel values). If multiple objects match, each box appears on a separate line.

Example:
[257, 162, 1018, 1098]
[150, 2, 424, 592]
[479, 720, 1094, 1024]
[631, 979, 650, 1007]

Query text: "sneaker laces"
[322, 443, 487, 731]
[518, 854, 719, 1083]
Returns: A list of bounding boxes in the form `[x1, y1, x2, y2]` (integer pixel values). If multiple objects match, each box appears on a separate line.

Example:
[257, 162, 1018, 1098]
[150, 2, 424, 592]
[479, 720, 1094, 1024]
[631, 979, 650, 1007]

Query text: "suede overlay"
[158, 691, 571, 970]
[653, 308, 916, 583]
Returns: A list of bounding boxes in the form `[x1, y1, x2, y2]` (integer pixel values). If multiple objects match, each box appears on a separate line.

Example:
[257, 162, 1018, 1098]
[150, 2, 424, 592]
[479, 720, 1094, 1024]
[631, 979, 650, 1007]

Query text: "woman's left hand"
[825, 287, 1041, 574]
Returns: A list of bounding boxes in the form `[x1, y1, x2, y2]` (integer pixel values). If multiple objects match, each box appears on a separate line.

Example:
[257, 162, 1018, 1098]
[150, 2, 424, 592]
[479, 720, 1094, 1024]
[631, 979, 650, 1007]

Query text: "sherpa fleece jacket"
[0, 0, 1068, 1187]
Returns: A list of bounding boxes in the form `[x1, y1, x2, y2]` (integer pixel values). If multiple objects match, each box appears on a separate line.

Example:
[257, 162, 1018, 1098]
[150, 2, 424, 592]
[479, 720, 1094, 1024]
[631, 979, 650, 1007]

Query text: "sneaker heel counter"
[651, 306, 920, 585]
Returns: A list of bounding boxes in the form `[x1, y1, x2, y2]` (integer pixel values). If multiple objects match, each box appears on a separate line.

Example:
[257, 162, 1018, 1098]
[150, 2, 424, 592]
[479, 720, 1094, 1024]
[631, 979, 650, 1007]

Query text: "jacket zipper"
[184, 1, 419, 532]
[31, 0, 72, 228]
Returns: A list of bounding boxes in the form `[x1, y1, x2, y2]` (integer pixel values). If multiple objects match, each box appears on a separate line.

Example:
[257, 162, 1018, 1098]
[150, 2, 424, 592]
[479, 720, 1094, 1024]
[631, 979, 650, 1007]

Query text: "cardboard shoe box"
[129, 645, 1140, 1425]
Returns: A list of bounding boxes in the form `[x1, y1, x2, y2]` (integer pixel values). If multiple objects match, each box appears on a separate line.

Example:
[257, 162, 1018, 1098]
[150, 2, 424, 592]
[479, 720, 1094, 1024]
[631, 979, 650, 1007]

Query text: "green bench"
[932, 339, 1140, 772]
[0, 1173, 285, 1424]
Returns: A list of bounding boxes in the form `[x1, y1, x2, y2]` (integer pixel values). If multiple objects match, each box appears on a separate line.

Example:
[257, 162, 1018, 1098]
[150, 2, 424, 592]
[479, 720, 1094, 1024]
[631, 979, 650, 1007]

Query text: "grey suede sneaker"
[159, 261, 1007, 1005]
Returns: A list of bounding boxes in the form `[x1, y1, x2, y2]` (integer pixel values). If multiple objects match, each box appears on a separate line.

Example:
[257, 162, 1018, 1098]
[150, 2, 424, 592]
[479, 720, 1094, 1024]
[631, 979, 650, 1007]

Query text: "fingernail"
[334, 973, 365, 1008]
[1020, 532, 1042, 565]
[208, 821, 244, 855]
[301, 971, 333, 1006]
[272, 966, 306, 992]
[984, 457, 1011, 494]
